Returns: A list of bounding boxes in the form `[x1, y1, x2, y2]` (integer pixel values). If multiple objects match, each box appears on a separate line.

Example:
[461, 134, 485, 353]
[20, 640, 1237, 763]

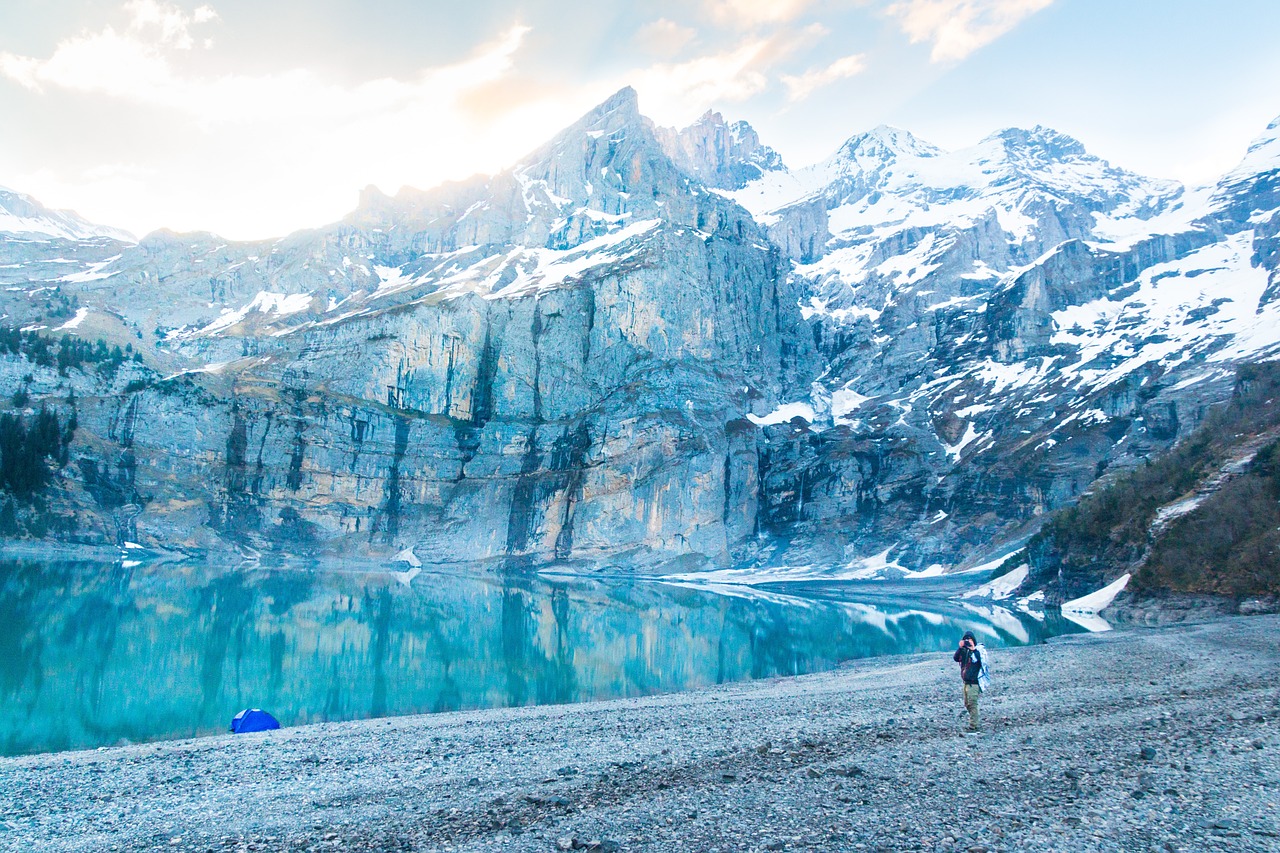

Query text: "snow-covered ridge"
[1221, 113, 1280, 185]
[163, 218, 666, 341]
[0, 188, 135, 243]
[187, 291, 316, 337]
[730, 123, 1182, 245]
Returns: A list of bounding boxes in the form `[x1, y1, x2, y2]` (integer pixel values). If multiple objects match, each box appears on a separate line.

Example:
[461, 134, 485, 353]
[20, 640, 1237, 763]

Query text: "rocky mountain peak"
[987, 125, 1089, 161]
[500, 87, 700, 245]
[654, 108, 786, 190]
[356, 183, 392, 210]
[836, 125, 941, 163]
[565, 85, 644, 137]
[340, 88, 673, 251]
[966, 125, 1180, 217]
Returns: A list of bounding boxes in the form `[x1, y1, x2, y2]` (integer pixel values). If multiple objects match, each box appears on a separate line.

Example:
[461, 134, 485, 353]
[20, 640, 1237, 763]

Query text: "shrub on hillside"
[1023, 360, 1280, 601]
[1137, 440, 1280, 597]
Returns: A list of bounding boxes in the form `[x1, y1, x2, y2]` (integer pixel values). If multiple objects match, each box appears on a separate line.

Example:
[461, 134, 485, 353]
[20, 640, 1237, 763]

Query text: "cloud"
[631, 42, 770, 120]
[703, 0, 816, 28]
[629, 25, 827, 124]
[1, 26, 172, 95]
[0, 8, 531, 128]
[636, 19, 698, 57]
[885, 0, 1054, 62]
[781, 54, 867, 101]
[124, 0, 216, 50]
[0, 3, 560, 238]
[0, 0, 218, 94]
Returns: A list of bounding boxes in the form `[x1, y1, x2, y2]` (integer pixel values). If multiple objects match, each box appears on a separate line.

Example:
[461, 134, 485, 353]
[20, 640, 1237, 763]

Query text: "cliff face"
[2, 95, 1279, 575]
[0, 89, 814, 570]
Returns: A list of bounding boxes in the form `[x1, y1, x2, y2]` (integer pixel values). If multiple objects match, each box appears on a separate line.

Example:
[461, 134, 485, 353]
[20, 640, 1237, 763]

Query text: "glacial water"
[0, 558, 1084, 756]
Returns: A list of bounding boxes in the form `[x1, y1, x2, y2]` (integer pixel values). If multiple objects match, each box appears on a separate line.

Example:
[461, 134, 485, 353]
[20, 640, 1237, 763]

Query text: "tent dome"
[230, 708, 281, 734]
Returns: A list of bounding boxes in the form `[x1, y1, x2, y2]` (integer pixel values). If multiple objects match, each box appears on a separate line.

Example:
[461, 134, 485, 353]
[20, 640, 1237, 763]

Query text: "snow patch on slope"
[748, 401, 816, 426]
[54, 307, 89, 330]
[962, 563, 1029, 601]
[1063, 573, 1130, 614]
[194, 291, 315, 336]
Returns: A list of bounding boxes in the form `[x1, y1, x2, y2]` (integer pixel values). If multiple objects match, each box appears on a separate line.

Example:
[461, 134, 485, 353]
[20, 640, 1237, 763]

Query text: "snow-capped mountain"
[725, 112, 1280, 574]
[0, 187, 135, 243]
[731, 122, 1183, 263]
[0, 93, 1277, 576]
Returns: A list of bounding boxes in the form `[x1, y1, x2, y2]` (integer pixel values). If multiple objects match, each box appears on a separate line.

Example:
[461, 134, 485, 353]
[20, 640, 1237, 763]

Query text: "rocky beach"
[4, 9, 1280, 853]
[1, 614, 1276, 852]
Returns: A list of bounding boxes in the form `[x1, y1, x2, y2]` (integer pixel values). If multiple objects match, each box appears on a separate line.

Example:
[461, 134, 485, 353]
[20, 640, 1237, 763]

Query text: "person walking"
[953, 631, 983, 732]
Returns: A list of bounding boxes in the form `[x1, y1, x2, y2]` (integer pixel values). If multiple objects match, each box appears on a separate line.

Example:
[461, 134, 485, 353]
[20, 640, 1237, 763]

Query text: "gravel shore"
[2, 615, 1277, 853]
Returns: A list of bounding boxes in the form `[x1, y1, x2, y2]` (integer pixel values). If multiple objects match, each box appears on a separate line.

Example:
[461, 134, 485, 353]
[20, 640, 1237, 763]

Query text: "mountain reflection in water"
[0, 559, 1082, 756]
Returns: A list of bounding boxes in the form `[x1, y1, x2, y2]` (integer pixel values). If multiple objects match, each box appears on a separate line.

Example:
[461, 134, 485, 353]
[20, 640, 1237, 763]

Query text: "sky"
[2, 0, 1279, 240]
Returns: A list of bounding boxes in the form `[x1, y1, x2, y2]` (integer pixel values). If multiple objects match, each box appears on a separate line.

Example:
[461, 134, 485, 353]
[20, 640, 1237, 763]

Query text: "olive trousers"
[962, 682, 981, 730]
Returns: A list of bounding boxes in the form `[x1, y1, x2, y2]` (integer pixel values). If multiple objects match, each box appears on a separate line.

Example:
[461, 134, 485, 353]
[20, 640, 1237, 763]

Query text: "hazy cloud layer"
[0, 8, 529, 126]
[885, 0, 1054, 62]
[782, 54, 867, 101]
[635, 18, 698, 57]
[702, 0, 817, 28]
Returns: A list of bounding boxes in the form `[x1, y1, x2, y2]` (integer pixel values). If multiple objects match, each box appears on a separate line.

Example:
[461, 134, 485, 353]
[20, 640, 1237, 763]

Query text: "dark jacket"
[954, 645, 982, 685]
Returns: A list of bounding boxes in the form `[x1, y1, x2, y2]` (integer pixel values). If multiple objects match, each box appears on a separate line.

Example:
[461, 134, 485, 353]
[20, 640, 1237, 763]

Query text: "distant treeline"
[0, 327, 142, 377]
[1025, 360, 1280, 600]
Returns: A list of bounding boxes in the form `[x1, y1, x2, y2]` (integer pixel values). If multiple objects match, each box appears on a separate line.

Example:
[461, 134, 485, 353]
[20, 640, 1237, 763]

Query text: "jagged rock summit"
[654, 108, 787, 190]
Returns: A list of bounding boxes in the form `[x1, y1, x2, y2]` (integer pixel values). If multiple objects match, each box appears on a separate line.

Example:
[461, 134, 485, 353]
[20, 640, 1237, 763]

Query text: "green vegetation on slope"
[1024, 360, 1280, 602]
[0, 409, 75, 500]
[0, 407, 78, 540]
[0, 327, 142, 378]
[1139, 438, 1280, 597]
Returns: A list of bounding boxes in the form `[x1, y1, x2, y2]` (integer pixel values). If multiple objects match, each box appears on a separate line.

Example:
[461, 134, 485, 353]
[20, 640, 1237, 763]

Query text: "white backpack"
[976, 643, 992, 691]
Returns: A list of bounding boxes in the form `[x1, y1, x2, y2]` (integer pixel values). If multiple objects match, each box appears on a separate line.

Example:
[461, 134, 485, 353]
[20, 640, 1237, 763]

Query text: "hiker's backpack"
[976, 644, 991, 691]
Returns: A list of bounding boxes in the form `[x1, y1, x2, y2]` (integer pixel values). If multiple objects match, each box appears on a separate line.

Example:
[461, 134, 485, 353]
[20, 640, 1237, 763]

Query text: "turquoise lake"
[0, 558, 1084, 756]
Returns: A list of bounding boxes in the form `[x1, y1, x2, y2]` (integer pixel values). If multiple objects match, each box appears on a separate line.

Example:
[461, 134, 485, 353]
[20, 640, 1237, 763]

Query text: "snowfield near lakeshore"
[2, 615, 1277, 852]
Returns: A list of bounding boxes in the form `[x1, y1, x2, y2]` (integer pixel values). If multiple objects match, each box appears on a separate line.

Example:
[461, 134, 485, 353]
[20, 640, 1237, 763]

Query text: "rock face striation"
[2, 90, 1279, 574]
[0, 89, 813, 569]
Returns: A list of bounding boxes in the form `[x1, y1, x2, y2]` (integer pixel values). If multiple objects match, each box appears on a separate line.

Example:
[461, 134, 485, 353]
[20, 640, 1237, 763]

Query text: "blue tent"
[230, 708, 281, 733]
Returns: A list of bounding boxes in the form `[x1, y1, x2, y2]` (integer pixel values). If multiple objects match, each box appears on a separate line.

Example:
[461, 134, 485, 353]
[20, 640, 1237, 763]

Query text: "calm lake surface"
[0, 558, 1084, 757]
